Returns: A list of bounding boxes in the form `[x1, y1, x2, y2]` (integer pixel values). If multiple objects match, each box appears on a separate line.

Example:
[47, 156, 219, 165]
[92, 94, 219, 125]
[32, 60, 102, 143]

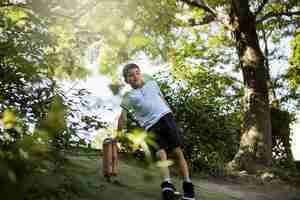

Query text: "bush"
[155, 70, 242, 174]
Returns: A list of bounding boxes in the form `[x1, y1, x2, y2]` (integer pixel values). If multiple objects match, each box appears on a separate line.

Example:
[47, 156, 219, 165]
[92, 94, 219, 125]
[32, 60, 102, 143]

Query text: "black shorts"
[147, 113, 183, 151]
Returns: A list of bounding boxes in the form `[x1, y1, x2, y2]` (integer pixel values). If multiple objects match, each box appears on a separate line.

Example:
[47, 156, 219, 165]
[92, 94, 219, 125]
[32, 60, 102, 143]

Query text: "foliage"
[271, 106, 297, 171]
[288, 30, 300, 92]
[0, 3, 108, 198]
[0, 0, 299, 187]
[33, 0, 299, 173]
[155, 69, 242, 174]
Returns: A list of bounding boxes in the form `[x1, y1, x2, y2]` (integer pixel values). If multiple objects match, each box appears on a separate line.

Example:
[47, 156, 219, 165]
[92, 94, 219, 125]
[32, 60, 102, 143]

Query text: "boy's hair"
[122, 63, 140, 81]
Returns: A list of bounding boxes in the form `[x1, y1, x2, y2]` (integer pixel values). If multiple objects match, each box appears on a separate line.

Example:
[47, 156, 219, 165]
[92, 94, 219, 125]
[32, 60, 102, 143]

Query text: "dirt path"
[194, 178, 300, 200]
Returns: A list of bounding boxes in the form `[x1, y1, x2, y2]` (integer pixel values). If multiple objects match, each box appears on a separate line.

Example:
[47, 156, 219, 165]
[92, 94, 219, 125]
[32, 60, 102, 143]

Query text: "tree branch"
[0, 2, 27, 8]
[257, 11, 300, 24]
[187, 15, 215, 26]
[180, 0, 235, 29]
[180, 0, 216, 16]
[254, 0, 269, 16]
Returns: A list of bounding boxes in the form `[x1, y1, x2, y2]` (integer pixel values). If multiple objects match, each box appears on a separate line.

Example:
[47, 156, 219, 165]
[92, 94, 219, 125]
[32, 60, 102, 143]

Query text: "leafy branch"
[257, 10, 300, 24]
[254, 0, 269, 16]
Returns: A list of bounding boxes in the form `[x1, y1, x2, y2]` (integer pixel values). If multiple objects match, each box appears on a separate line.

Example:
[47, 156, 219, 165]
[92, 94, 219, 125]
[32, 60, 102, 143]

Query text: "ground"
[24, 150, 300, 200]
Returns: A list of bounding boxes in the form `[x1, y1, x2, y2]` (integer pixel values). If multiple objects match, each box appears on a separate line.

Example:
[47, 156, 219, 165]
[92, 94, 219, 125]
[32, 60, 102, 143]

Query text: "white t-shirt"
[121, 79, 171, 130]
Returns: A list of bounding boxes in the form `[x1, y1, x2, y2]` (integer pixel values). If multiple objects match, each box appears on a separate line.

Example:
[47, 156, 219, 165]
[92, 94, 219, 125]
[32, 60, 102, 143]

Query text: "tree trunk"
[228, 0, 272, 172]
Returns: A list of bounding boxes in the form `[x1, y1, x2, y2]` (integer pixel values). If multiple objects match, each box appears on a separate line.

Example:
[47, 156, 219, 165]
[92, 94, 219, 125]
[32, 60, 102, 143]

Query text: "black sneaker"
[182, 181, 195, 200]
[161, 181, 176, 200]
[104, 174, 111, 182]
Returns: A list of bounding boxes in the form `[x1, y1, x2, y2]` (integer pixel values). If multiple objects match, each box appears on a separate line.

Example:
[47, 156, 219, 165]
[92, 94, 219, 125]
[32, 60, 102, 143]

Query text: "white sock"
[183, 176, 192, 183]
[164, 177, 172, 183]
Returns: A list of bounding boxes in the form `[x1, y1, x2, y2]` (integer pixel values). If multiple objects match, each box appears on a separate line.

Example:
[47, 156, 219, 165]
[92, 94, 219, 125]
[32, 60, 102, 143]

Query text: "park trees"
[0, 3, 106, 197]
[75, 0, 299, 172]
[45, 0, 299, 172]
[1, 0, 299, 174]
[95, 0, 300, 172]
[0, 0, 105, 147]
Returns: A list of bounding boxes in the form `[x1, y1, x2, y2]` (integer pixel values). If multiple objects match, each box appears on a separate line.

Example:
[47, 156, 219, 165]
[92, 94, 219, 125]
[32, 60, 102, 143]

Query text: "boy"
[117, 63, 195, 200]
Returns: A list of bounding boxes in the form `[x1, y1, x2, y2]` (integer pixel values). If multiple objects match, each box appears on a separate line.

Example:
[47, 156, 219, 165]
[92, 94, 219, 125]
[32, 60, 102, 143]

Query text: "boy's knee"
[156, 149, 167, 159]
[174, 146, 183, 153]
[174, 147, 185, 158]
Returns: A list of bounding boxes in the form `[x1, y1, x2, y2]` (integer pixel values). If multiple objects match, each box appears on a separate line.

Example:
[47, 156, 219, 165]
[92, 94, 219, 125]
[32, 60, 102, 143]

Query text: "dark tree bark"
[228, 0, 272, 172]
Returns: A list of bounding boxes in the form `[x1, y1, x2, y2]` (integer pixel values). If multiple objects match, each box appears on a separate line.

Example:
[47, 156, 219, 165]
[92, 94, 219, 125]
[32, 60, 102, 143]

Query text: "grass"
[19, 149, 242, 200]
[9, 149, 298, 200]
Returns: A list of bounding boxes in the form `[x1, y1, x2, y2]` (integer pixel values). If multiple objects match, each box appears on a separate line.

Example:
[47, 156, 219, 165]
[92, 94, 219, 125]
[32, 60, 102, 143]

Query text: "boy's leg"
[174, 147, 190, 180]
[102, 139, 113, 181]
[157, 149, 176, 200]
[174, 147, 195, 200]
[111, 139, 118, 176]
[157, 149, 171, 181]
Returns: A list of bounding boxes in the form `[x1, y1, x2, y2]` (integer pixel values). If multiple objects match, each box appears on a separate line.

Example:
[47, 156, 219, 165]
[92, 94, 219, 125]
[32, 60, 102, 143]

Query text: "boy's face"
[125, 67, 144, 89]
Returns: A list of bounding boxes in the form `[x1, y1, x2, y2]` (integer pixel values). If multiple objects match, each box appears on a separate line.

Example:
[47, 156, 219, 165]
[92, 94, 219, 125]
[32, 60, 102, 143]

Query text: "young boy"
[117, 63, 195, 200]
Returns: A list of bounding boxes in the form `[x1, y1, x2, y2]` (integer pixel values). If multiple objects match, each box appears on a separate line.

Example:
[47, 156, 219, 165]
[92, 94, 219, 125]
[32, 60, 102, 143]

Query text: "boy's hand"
[114, 129, 125, 142]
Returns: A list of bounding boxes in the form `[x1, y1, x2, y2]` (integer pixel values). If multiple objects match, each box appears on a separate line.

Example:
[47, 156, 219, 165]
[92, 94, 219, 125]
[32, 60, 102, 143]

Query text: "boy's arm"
[117, 110, 126, 132]
[114, 110, 126, 141]
[160, 95, 173, 113]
